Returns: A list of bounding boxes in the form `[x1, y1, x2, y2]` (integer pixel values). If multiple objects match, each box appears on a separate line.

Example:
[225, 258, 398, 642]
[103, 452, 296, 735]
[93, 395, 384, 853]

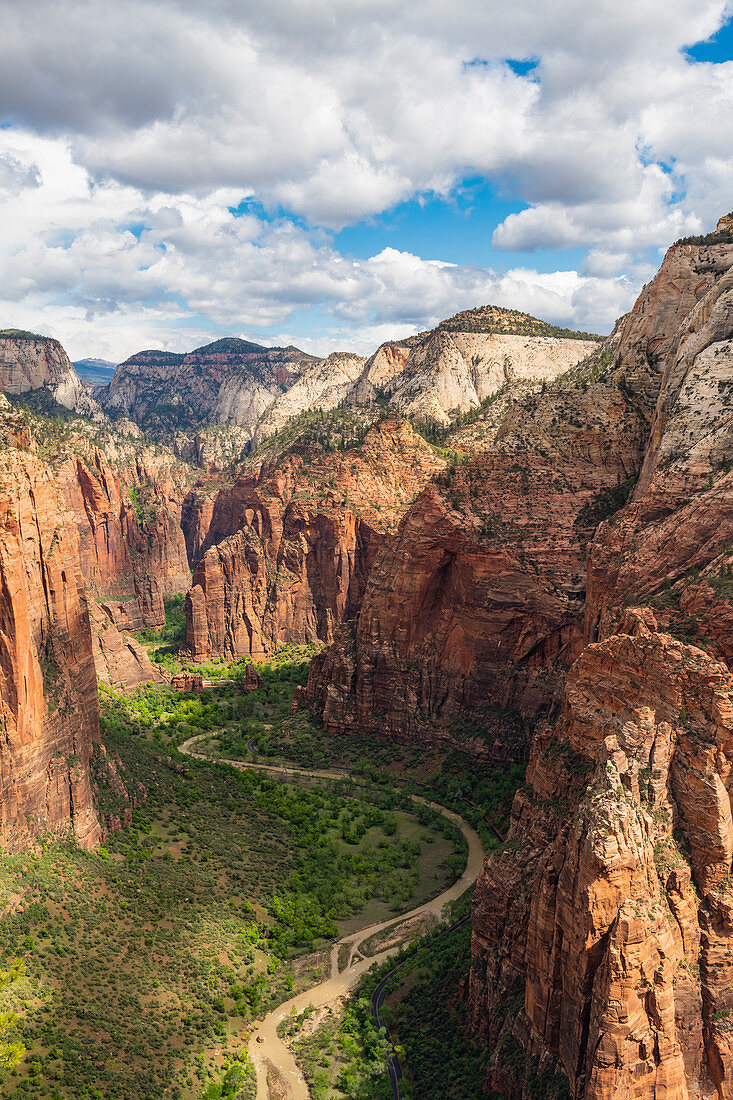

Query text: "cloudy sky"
[1, 0, 732, 362]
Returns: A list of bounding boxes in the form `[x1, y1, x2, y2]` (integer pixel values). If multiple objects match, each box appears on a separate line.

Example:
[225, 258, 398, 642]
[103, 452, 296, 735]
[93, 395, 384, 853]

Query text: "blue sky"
[686, 13, 733, 61]
[0, 0, 732, 361]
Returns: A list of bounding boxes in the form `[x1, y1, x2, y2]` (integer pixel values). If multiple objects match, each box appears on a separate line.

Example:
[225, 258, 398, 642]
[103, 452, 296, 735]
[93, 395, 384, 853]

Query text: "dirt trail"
[178, 735, 486, 1100]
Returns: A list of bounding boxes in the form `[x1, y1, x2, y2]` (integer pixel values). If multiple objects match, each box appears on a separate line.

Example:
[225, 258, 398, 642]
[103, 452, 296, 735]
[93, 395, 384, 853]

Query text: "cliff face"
[307, 237, 733, 756]
[254, 351, 366, 441]
[382, 328, 599, 426]
[185, 418, 444, 660]
[587, 243, 733, 664]
[100, 338, 321, 439]
[463, 235, 733, 1097]
[354, 305, 599, 427]
[0, 447, 100, 849]
[53, 443, 193, 631]
[307, 380, 645, 753]
[0, 331, 102, 419]
[89, 599, 168, 691]
[186, 506, 381, 661]
[468, 610, 733, 1100]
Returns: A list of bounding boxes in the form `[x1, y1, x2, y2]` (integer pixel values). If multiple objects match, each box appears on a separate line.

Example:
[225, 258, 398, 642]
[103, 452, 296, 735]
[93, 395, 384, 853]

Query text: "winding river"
[178, 735, 486, 1100]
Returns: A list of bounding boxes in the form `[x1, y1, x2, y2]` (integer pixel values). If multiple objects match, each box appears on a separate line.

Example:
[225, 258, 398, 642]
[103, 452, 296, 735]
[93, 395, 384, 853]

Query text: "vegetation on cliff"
[436, 303, 603, 341]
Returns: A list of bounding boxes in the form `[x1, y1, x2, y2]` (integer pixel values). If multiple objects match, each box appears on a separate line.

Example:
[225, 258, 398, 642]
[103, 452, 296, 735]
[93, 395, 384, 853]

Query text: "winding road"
[178, 734, 486, 1100]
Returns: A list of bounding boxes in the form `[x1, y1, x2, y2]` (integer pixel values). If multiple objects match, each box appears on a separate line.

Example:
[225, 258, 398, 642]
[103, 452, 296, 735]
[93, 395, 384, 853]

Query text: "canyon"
[0, 219, 732, 1098]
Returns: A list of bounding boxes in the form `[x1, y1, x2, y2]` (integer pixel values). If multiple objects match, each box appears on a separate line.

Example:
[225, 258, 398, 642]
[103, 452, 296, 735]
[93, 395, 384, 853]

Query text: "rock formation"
[307, 372, 645, 753]
[89, 599, 168, 691]
[307, 234, 733, 755]
[469, 610, 733, 1100]
[100, 338, 321, 440]
[0, 329, 102, 419]
[184, 417, 445, 660]
[254, 351, 366, 441]
[460, 233, 733, 1097]
[587, 241, 733, 665]
[359, 305, 599, 426]
[52, 440, 193, 631]
[0, 444, 100, 848]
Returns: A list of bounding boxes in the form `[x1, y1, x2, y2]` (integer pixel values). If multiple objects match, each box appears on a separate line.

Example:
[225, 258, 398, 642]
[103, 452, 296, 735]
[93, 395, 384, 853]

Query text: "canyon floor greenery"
[0, 644, 511, 1100]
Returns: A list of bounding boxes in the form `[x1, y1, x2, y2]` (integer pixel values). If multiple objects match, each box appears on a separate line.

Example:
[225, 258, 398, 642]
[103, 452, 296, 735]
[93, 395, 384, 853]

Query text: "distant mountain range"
[73, 357, 118, 384]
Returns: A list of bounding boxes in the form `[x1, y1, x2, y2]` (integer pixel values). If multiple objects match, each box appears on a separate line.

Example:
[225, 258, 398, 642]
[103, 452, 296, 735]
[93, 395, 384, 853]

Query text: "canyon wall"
[307, 380, 645, 756]
[185, 417, 444, 660]
[100, 338, 321, 439]
[464, 233, 733, 1096]
[307, 236, 733, 758]
[469, 610, 733, 1100]
[51, 437, 199, 633]
[0, 331, 102, 418]
[0, 436, 100, 849]
[587, 244, 733, 666]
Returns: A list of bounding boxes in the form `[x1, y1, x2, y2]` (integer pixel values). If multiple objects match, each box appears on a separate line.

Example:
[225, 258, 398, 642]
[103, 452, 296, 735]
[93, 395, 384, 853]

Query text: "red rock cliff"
[307, 236, 733, 755]
[53, 442, 194, 631]
[184, 418, 443, 660]
[307, 382, 645, 754]
[0, 448, 100, 849]
[464, 234, 733, 1098]
[469, 611, 733, 1100]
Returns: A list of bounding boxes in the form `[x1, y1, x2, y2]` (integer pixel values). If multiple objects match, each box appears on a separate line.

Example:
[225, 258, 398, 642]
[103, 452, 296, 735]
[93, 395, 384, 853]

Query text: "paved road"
[178, 735, 486, 1100]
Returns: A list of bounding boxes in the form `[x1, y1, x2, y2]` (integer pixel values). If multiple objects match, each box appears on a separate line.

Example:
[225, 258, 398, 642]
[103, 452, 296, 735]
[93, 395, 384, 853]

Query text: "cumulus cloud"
[0, 154, 41, 195]
[0, 0, 731, 356]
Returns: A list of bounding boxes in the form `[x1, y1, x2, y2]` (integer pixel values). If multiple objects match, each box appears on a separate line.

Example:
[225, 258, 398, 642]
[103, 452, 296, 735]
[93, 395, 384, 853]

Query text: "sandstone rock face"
[605, 242, 733, 423]
[0, 331, 102, 419]
[308, 381, 645, 751]
[89, 599, 168, 690]
[255, 352, 366, 440]
[348, 306, 599, 427]
[100, 338, 321, 439]
[382, 328, 599, 426]
[186, 507, 380, 661]
[460, 235, 733, 1098]
[468, 614, 733, 1100]
[587, 241, 733, 660]
[308, 237, 733, 757]
[0, 331, 77, 393]
[0, 448, 100, 849]
[0, 393, 35, 450]
[362, 339, 415, 385]
[54, 443, 192, 630]
[184, 418, 444, 660]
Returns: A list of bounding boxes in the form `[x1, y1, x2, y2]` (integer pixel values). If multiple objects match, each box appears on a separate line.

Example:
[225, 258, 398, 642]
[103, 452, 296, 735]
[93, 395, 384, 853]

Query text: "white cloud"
[0, 0, 732, 357]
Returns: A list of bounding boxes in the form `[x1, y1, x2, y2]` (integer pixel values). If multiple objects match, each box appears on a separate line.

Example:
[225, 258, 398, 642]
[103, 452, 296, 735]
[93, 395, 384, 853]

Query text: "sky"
[0, 1, 732, 363]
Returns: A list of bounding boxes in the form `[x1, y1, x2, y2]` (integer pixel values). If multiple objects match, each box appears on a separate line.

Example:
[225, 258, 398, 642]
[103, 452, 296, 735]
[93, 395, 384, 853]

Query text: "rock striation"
[0, 447, 100, 848]
[100, 338, 321, 440]
[468, 611, 733, 1100]
[184, 417, 444, 660]
[0, 330, 103, 419]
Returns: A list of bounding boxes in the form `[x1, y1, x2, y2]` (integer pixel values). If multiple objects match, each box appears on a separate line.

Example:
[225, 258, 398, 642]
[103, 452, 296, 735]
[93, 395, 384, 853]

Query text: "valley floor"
[0, 645, 521, 1100]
